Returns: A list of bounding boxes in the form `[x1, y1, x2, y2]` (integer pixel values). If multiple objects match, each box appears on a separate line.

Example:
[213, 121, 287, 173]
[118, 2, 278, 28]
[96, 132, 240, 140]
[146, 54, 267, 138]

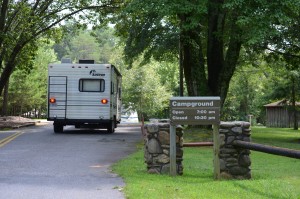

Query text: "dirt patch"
[0, 116, 36, 129]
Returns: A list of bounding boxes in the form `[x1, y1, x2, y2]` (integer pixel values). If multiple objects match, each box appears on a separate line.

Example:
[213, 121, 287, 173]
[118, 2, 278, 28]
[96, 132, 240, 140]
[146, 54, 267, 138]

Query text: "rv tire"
[114, 116, 118, 128]
[107, 120, 115, 134]
[54, 123, 64, 133]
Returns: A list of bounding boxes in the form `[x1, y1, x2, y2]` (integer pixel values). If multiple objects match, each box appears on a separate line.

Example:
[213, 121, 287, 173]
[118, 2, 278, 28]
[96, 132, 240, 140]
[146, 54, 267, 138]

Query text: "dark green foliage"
[0, 0, 121, 96]
[3, 40, 56, 117]
[112, 0, 300, 109]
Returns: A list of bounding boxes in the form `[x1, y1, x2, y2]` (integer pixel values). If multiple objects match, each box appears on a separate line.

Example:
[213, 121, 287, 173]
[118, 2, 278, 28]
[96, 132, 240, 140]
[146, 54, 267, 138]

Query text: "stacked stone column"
[219, 121, 252, 179]
[143, 122, 184, 175]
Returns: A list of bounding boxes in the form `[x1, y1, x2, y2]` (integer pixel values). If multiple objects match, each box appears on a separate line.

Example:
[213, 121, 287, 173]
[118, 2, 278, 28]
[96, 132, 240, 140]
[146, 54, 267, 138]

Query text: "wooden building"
[264, 99, 300, 128]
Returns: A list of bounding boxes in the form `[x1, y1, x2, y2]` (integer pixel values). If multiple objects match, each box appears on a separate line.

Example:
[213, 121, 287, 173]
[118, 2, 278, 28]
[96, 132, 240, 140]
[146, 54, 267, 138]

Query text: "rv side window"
[79, 79, 105, 92]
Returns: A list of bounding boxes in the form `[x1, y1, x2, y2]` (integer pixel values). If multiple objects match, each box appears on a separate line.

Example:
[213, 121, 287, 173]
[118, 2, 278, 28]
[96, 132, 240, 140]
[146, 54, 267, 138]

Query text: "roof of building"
[264, 99, 300, 107]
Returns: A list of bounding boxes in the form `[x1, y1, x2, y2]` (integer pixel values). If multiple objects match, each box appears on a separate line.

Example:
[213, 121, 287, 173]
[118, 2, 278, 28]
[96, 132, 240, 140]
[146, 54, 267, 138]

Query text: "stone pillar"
[143, 122, 184, 175]
[219, 121, 252, 179]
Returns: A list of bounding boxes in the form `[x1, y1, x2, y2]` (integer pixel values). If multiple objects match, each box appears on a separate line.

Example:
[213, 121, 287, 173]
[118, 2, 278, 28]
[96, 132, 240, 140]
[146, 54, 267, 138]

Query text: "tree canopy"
[0, 0, 121, 96]
[1, 0, 300, 127]
[6, 39, 56, 117]
[112, 0, 300, 108]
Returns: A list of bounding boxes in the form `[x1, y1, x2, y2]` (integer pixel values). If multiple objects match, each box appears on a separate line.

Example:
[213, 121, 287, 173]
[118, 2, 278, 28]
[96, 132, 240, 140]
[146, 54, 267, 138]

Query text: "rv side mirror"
[111, 82, 114, 94]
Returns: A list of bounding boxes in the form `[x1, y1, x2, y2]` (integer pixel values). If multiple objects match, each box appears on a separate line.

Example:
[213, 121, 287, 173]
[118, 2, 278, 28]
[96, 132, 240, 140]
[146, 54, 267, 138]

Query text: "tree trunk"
[181, 15, 207, 97]
[1, 78, 9, 116]
[220, 41, 242, 107]
[0, 40, 26, 95]
[38, 106, 42, 118]
[291, 77, 298, 130]
[207, 0, 242, 107]
[0, 0, 9, 46]
[207, 0, 225, 98]
[179, 32, 184, 96]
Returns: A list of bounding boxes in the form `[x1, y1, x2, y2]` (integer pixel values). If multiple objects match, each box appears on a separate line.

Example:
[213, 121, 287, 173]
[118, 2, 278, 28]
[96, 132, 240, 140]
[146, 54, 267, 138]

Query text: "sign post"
[169, 97, 220, 177]
[169, 125, 177, 176]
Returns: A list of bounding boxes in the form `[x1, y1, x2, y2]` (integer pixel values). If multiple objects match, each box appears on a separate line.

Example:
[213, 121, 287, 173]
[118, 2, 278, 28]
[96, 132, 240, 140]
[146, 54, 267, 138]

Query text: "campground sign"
[169, 96, 221, 177]
[170, 97, 220, 125]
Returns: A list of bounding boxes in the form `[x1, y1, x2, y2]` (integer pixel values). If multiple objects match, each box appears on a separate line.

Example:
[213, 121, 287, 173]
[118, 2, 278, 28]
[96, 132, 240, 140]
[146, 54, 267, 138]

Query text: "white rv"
[47, 60, 122, 133]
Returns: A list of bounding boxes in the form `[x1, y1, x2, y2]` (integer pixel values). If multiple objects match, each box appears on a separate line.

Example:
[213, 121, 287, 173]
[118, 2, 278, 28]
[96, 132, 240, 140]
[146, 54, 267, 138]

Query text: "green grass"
[113, 127, 300, 199]
[251, 126, 300, 149]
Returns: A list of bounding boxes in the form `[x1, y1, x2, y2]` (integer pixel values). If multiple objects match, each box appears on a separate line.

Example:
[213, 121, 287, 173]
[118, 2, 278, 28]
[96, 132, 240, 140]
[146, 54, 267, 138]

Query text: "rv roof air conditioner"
[79, 59, 95, 64]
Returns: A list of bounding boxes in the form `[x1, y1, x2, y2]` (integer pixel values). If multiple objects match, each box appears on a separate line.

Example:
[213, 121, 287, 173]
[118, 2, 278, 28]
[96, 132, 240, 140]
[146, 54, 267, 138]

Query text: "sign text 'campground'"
[170, 97, 220, 125]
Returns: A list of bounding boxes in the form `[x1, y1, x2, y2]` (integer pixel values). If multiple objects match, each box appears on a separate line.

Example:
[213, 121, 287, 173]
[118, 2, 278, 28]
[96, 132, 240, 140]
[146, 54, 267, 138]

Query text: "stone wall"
[219, 121, 252, 179]
[143, 120, 252, 179]
[143, 123, 184, 175]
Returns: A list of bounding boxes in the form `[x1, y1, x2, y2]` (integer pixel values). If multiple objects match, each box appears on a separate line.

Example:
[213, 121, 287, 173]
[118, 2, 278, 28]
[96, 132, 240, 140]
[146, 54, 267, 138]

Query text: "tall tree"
[4, 39, 57, 117]
[112, 0, 300, 108]
[69, 30, 101, 62]
[122, 61, 172, 119]
[0, 0, 122, 96]
[53, 26, 122, 65]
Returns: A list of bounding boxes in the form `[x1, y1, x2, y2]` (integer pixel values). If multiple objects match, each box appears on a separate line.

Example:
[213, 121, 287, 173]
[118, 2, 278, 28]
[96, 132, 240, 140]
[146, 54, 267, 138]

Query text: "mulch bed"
[0, 116, 36, 129]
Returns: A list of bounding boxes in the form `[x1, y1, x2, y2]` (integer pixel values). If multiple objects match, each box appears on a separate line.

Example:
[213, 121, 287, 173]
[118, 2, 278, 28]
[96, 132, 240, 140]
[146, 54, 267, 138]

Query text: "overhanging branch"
[30, 3, 122, 42]
[266, 46, 300, 59]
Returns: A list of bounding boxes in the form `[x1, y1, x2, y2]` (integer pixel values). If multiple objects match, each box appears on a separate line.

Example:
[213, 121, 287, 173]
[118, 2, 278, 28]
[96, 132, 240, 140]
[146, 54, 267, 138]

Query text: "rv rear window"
[79, 79, 105, 92]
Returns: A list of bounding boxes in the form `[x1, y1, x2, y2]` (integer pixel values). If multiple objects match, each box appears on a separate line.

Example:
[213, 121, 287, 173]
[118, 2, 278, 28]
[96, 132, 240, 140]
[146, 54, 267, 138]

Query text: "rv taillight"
[101, 99, 108, 104]
[49, 98, 56, 103]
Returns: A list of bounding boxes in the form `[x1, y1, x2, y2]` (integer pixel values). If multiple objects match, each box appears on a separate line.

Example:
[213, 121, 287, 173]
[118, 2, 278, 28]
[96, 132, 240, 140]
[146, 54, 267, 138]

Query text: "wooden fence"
[232, 140, 300, 159]
[184, 122, 300, 179]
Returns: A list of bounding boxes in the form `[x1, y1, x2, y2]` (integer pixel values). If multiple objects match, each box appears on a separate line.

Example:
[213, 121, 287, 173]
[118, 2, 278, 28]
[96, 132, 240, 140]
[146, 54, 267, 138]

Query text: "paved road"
[0, 123, 142, 199]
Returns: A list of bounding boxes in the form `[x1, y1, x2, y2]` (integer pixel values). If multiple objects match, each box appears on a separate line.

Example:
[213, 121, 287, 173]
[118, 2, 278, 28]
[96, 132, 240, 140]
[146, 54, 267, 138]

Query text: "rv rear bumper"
[47, 118, 112, 126]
